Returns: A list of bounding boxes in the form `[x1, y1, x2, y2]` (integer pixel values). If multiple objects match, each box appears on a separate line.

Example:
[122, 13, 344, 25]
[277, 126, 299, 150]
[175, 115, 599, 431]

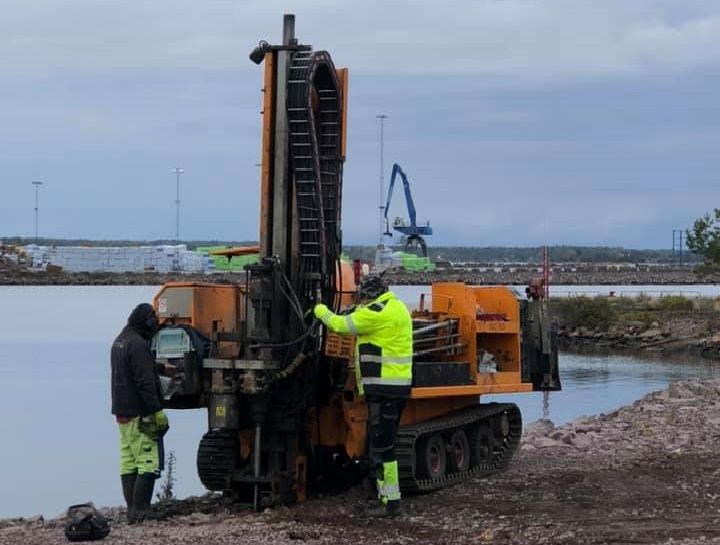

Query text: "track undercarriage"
[398, 403, 521, 493]
[196, 403, 522, 498]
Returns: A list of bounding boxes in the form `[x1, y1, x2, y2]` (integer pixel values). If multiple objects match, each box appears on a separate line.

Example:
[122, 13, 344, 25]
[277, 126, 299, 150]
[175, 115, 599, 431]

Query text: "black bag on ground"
[64, 502, 110, 541]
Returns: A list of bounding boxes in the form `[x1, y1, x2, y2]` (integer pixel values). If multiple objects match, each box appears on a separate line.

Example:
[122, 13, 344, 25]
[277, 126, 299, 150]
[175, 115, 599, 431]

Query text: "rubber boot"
[385, 499, 401, 518]
[130, 473, 156, 524]
[364, 499, 401, 518]
[121, 472, 137, 522]
[362, 476, 378, 501]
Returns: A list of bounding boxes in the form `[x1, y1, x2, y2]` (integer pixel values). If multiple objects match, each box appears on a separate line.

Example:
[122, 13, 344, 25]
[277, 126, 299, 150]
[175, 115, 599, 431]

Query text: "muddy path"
[4, 379, 720, 544]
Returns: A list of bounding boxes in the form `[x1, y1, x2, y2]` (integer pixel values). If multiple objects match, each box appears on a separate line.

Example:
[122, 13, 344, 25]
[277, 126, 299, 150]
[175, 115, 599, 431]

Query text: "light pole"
[31, 181, 43, 244]
[171, 168, 184, 246]
[170, 168, 184, 272]
[672, 229, 684, 266]
[376, 114, 388, 246]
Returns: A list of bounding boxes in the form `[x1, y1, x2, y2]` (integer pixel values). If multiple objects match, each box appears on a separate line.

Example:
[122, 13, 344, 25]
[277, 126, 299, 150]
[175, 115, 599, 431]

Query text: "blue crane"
[383, 163, 433, 257]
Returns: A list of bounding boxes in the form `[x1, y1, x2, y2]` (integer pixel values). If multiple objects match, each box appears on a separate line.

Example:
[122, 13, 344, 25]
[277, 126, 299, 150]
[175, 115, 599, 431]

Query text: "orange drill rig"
[151, 14, 560, 510]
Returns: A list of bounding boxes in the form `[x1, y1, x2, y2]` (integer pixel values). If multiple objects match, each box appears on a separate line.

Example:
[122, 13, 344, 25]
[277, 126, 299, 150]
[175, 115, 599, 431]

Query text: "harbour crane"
[383, 163, 433, 257]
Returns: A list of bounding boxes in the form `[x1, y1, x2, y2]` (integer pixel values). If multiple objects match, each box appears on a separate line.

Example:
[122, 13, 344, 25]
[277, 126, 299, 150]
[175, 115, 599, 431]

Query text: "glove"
[313, 303, 329, 320]
[138, 410, 169, 438]
[155, 410, 169, 437]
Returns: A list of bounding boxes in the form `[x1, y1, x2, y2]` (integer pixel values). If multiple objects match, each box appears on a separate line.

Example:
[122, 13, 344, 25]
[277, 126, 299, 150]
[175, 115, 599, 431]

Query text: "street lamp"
[171, 168, 184, 246]
[672, 229, 684, 266]
[31, 181, 43, 244]
[376, 114, 388, 246]
[170, 168, 184, 273]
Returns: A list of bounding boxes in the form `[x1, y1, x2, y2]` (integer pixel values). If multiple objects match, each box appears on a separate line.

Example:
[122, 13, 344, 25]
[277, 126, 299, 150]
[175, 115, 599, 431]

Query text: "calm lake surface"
[1, 285, 718, 518]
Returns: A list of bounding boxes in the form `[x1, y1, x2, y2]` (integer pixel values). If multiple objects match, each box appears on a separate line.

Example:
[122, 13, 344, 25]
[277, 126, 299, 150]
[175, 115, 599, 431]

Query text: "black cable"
[281, 270, 305, 324]
[249, 319, 319, 350]
[280, 282, 304, 325]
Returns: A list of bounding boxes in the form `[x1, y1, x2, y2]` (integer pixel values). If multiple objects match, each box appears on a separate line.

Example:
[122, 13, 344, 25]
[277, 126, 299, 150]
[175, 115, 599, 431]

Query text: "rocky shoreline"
[1, 268, 719, 286]
[552, 295, 720, 361]
[385, 269, 720, 286]
[558, 324, 720, 361]
[0, 270, 242, 286]
[4, 378, 720, 544]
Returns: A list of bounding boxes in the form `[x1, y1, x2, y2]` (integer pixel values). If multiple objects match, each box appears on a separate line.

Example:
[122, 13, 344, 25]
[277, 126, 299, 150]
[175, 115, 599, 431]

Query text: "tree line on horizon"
[346, 245, 697, 264]
[0, 236, 699, 264]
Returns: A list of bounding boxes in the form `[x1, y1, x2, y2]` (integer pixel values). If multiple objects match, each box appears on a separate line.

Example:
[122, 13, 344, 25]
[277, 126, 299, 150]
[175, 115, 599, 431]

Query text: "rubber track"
[396, 403, 522, 493]
[197, 430, 237, 491]
[286, 49, 343, 305]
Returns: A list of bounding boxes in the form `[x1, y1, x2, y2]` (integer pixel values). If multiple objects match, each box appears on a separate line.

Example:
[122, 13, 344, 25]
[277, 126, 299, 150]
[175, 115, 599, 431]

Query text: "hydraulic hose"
[249, 319, 320, 350]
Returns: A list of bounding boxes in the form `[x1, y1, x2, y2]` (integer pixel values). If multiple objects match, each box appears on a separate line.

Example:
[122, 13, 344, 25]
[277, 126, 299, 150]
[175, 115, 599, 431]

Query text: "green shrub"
[657, 295, 694, 312]
[554, 297, 617, 330]
[620, 311, 659, 326]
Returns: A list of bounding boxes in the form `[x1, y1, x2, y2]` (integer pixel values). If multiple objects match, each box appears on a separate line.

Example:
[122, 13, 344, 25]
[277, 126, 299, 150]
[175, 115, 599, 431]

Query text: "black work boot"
[385, 500, 401, 517]
[130, 473, 156, 524]
[121, 472, 137, 522]
[364, 500, 401, 518]
[361, 476, 378, 501]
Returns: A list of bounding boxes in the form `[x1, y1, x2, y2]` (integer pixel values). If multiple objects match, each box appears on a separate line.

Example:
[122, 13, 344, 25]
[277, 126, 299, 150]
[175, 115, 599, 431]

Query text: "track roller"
[417, 434, 447, 480]
[447, 429, 471, 473]
[469, 423, 494, 468]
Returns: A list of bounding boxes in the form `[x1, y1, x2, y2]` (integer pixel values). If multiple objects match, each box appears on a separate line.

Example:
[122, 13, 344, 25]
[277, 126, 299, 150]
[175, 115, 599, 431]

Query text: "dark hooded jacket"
[111, 304, 162, 417]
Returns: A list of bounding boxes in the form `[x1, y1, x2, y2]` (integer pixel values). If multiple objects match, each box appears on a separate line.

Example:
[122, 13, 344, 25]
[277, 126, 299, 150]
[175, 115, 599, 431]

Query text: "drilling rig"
[150, 14, 560, 510]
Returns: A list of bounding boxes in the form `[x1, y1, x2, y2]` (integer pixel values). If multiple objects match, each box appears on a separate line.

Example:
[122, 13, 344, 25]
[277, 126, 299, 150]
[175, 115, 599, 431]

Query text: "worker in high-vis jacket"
[314, 274, 413, 518]
[111, 303, 169, 523]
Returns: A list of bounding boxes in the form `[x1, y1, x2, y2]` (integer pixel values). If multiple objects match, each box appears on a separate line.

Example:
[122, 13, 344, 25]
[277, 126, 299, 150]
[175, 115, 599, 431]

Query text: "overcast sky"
[1, 0, 718, 248]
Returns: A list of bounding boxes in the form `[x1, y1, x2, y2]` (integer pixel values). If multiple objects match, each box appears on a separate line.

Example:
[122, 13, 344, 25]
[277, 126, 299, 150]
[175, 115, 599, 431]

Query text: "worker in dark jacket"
[111, 303, 169, 523]
[313, 275, 412, 517]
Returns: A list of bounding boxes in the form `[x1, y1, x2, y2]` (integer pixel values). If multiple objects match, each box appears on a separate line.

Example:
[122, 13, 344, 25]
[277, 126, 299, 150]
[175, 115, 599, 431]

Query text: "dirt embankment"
[5, 378, 720, 545]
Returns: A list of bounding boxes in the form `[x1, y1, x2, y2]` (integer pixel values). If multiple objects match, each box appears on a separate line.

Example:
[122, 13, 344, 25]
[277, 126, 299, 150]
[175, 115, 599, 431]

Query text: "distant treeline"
[343, 245, 700, 264]
[1, 237, 698, 264]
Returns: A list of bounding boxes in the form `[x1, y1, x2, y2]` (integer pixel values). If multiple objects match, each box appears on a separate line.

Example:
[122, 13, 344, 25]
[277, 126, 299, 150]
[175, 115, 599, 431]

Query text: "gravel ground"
[4, 379, 720, 545]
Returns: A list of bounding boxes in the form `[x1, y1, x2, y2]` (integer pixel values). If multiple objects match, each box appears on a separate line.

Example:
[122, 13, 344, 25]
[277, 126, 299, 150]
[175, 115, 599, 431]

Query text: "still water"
[392, 284, 720, 302]
[0, 286, 718, 519]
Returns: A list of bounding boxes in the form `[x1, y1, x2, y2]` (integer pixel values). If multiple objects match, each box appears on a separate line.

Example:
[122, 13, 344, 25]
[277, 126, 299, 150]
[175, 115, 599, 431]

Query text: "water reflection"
[492, 352, 720, 427]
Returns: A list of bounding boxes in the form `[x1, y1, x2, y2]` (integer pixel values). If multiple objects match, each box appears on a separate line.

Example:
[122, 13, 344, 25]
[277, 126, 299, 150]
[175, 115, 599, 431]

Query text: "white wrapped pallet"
[22, 244, 216, 274]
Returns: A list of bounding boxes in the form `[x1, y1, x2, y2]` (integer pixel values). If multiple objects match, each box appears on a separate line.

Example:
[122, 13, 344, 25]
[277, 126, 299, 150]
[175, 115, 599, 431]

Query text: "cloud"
[1, 1, 719, 248]
[1, 1, 720, 83]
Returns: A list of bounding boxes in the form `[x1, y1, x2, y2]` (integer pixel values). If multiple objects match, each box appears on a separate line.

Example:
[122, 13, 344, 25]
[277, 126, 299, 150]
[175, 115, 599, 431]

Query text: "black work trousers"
[366, 396, 406, 477]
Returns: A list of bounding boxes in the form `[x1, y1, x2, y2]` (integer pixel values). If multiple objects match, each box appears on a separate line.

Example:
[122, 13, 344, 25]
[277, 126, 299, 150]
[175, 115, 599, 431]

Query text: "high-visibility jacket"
[315, 291, 413, 399]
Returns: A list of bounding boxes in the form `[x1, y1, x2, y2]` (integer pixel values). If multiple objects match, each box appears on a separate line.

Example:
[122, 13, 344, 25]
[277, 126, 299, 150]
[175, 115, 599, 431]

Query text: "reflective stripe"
[319, 310, 332, 326]
[381, 482, 401, 501]
[345, 315, 358, 335]
[377, 460, 401, 502]
[363, 377, 413, 386]
[359, 355, 412, 364]
[359, 355, 382, 363]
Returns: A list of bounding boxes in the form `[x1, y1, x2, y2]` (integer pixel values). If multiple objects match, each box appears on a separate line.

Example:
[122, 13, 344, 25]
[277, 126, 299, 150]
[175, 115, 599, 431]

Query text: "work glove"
[313, 303, 330, 320]
[138, 410, 169, 439]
